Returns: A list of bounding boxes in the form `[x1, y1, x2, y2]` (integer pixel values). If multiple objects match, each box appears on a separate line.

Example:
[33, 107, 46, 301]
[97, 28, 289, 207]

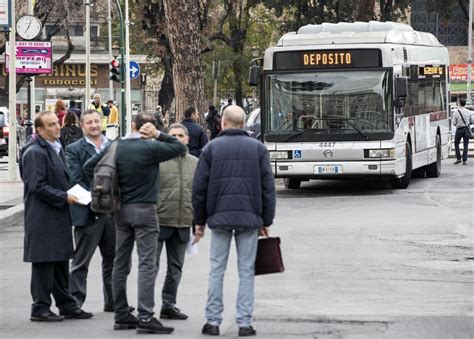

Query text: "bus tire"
[425, 134, 441, 178]
[284, 178, 301, 189]
[390, 141, 412, 189]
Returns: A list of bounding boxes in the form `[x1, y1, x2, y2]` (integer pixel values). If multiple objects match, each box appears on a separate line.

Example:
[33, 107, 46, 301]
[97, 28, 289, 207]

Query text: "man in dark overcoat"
[21, 111, 93, 322]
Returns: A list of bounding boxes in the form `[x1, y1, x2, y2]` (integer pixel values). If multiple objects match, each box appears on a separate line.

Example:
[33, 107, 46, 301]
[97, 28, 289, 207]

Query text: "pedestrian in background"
[181, 106, 208, 158]
[453, 98, 473, 165]
[107, 100, 119, 126]
[65, 109, 117, 312]
[60, 111, 83, 149]
[205, 105, 221, 140]
[21, 111, 93, 322]
[156, 123, 199, 321]
[68, 100, 82, 121]
[192, 105, 276, 337]
[154, 105, 165, 131]
[88, 94, 110, 135]
[84, 112, 186, 334]
[54, 99, 67, 126]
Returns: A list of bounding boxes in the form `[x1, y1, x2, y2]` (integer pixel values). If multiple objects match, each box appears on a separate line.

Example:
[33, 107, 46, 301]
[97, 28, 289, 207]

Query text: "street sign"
[0, 0, 11, 30]
[129, 61, 140, 79]
[5, 41, 53, 74]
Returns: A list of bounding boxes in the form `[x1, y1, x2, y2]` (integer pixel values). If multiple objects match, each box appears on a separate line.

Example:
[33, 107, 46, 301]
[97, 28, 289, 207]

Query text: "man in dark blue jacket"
[181, 106, 207, 157]
[65, 109, 117, 312]
[192, 105, 276, 337]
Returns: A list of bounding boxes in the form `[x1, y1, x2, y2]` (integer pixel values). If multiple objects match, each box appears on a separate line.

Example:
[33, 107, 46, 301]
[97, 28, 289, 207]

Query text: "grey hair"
[168, 123, 189, 136]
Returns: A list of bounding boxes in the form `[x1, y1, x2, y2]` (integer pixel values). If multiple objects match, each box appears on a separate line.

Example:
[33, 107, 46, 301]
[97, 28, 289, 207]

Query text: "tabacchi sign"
[449, 64, 474, 81]
[5, 41, 53, 75]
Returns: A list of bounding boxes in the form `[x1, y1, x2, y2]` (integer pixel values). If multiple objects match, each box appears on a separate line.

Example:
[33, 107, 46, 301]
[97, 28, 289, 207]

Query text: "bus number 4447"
[319, 142, 336, 148]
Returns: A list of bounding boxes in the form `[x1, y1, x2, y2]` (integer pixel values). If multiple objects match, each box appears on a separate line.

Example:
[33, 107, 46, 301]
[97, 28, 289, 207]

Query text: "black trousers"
[31, 261, 77, 316]
[70, 214, 116, 308]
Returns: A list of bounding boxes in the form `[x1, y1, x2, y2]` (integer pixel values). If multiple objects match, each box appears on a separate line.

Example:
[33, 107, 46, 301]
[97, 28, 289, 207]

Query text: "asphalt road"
[0, 159, 472, 338]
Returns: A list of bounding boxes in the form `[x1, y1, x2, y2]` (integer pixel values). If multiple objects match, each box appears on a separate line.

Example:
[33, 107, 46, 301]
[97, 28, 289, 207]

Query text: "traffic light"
[109, 59, 121, 82]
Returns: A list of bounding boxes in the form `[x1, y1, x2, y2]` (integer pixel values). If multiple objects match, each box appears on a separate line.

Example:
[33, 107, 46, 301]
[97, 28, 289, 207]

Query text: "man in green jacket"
[156, 123, 199, 320]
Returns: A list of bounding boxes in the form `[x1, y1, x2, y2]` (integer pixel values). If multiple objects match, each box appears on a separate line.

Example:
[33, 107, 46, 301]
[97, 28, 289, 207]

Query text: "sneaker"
[30, 310, 64, 322]
[59, 308, 93, 319]
[202, 323, 220, 336]
[238, 326, 256, 337]
[136, 317, 174, 334]
[454, 160, 462, 164]
[160, 306, 188, 320]
[114, 313, 138, 330]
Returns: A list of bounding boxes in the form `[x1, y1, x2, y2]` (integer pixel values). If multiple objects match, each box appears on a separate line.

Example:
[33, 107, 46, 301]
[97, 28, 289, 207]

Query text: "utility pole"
[125, 0, 132, 135]
[467, 0, 473, 104]
[108, 0, 114, 101]
[28, 0, 35, 122]
[212, 61, 219, 106]
[85, 0, 91, 107]
[8, 0, 17, 181]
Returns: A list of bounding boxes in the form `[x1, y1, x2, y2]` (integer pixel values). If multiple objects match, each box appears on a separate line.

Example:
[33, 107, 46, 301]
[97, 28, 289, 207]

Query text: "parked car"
[245, 108, 261, 139]
[0, 107, 27, 160]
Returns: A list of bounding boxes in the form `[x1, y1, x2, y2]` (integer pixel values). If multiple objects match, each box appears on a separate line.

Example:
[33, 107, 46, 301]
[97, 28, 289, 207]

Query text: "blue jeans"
[205, 227, 259, 327]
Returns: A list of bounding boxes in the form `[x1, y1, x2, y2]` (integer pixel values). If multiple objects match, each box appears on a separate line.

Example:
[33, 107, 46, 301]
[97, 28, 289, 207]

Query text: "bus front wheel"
[284, 178, 301, 189]
[390, 142, 412, 189]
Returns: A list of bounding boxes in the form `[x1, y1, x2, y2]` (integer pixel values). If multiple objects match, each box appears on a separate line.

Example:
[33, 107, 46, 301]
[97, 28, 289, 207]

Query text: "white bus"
[249, 21, 451, 189]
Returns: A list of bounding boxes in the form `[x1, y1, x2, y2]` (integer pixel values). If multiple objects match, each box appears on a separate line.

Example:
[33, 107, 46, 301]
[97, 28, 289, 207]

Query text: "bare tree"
[0, 0, 82, 105]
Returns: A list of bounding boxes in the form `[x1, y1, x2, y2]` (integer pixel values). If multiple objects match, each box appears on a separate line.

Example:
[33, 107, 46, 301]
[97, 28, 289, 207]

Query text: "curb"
[0, 203, 24, 232]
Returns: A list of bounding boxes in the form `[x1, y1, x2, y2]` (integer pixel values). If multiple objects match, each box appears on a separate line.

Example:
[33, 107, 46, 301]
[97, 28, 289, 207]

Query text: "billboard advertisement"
[5, 41, 53, 75]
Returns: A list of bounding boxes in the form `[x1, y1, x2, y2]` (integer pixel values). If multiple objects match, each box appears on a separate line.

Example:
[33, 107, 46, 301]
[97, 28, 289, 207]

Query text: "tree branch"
[54, 31, 75, 66]
[208, 31, 232, 46]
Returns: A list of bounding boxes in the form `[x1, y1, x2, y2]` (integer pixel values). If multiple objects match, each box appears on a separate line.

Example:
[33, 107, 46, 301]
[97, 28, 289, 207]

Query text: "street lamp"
[112, 44, 120, 59]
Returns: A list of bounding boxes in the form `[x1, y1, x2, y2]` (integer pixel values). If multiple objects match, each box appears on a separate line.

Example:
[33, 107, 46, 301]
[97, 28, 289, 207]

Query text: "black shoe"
[160, 306, 188, 320]
[238, 326, 256, 337]
[30, 310, 64, 322]
[104, 304, 136, 313]
[463, 161, 467, 165]
[59, 308, 93, 319]
[454, 160, 462, 164]
[114, 313, 138, 330]
[202, 323, 220, 336]
[136, 317, 174, 334]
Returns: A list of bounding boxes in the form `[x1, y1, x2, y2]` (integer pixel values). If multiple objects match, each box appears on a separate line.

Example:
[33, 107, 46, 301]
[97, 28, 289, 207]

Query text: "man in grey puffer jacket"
[156, 123, 198, 321]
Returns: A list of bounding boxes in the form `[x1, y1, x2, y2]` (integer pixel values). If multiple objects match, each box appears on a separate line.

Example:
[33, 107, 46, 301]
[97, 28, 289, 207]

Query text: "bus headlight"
[367, 148, 395, 158]
[269, 151, 290, 159]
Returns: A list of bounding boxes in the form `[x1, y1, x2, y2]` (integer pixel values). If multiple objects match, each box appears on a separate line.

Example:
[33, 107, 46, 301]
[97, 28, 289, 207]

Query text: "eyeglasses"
[171, 134, 186, 137]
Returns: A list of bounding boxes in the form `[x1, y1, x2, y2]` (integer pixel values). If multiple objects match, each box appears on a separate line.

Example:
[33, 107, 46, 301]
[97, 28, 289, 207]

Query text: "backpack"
[214, 115, 222, 133]
[61, 126, 83, 147]
[90, 140, 121, 213]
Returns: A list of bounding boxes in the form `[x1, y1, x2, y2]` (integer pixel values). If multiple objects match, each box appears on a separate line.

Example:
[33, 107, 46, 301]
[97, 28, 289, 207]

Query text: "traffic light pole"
[115, 0, 126, 136]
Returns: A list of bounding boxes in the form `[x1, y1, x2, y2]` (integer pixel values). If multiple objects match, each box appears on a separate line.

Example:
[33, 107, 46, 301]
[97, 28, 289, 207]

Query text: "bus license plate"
[314, 165, 343, 174]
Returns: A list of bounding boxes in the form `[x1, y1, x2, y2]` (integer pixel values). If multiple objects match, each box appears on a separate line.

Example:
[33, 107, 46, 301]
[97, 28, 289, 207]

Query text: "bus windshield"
[266, 70, 393, 141]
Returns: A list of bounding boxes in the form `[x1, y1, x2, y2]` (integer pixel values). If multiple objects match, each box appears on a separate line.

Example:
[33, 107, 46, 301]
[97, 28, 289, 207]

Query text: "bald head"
[222, 105, 245, 129]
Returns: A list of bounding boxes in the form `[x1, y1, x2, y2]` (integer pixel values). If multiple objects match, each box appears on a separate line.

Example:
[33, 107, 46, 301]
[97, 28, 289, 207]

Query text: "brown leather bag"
[255, 237, 285, 275]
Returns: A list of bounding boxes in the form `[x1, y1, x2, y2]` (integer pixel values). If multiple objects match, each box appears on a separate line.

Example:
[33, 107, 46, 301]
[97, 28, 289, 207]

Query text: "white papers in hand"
[186, 234, 198, 255]
[67, 184, 92, 205]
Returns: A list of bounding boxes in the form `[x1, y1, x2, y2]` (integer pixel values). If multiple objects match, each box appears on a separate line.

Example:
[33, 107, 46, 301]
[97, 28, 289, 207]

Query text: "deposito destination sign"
[5, 41, 53, 75]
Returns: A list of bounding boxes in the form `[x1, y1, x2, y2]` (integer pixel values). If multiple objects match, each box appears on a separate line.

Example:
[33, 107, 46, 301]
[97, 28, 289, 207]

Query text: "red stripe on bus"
[429, 111, 447, 122]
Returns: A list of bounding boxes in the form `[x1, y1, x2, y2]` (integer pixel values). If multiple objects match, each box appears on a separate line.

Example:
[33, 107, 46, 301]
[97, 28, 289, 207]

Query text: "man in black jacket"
[84, 112, 186, 334]
[21, 111, 93, 322]
[181, 106, 208, 157]
[65, 109, 117, 312]
[192, 105, 276, 337]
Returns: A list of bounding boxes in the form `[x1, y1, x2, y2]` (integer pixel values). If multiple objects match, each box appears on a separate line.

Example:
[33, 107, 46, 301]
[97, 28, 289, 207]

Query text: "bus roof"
[278, 21, 443, 48]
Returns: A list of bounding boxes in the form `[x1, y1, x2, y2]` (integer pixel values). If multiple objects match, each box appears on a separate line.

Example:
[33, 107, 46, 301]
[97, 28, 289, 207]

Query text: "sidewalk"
[0, 160, 24, 231]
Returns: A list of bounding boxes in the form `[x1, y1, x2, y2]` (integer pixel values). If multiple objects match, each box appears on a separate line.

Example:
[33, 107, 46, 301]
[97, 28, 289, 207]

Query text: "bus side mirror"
[395, 77, 408, 108]
[248, 65, 261, 86]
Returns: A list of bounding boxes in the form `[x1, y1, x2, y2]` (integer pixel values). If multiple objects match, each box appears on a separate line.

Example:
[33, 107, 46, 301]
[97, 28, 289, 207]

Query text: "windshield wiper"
[345, 119, 370, 140]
